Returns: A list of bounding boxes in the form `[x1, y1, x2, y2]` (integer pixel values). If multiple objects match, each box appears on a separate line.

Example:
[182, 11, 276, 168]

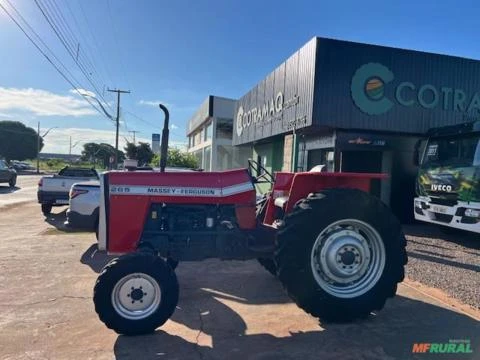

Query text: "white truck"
[414, 121, 480, 233]
[37, 166, 99, 215]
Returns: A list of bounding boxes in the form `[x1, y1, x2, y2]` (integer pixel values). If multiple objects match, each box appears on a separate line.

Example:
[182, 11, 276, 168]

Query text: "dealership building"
[229, 37, 480, 221]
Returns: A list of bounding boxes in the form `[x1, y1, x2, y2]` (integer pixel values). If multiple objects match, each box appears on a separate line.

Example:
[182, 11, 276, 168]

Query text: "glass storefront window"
[307, 149, 335, 172]
[216, 118, 233, 139]
[194, 149, 203, 169]
[204, 146, 211, 171]
[194, 131, 202, 147]
[205, 123, 212, 141]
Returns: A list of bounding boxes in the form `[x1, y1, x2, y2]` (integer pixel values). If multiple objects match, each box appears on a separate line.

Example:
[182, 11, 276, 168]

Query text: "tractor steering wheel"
[248, 159, 274, 184]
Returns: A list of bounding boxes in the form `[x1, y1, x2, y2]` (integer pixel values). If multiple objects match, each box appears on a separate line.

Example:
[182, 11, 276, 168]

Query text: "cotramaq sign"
[351, 62, 480, 116]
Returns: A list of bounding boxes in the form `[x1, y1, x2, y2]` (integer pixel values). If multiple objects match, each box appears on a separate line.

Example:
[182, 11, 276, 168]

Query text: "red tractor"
[93, 105, 407, 335]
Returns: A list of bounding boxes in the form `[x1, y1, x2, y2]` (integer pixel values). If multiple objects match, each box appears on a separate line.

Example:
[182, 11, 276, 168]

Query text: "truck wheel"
[93, 253, 179, 335]
[8, 177, 16, 188]
[257, 258, 277, 276]
[275, 188, 407, 322]
[41, 204, 52, 215]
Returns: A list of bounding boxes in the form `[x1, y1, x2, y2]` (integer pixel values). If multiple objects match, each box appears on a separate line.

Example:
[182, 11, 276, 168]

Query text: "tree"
[151, 148, 198, 169]
[124, 142, 137, 160]
[123, 142, 154, 166]
[81, 142, 125, 168]
[0, 121, 43, 161]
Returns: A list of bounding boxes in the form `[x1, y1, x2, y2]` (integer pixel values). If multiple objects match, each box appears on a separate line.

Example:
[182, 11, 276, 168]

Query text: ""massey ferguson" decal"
[109, 182, 254, 197]
[430, 184, 453, 192]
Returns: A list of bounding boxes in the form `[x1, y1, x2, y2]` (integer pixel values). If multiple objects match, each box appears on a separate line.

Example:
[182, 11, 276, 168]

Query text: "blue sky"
[1, 0, 479, 153]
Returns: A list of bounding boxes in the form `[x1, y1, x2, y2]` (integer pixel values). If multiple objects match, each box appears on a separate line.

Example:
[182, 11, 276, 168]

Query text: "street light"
[82, 93, 114, 121]
[36, 122, 58, 174]
[69, 136, 82, 156]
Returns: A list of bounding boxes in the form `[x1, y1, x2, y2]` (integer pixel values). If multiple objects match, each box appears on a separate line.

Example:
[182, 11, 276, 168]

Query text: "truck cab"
[414, 121, 480, 233]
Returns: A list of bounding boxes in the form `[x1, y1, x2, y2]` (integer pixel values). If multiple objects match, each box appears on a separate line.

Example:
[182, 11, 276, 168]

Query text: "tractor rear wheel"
[257, 258, 277, 276]
[93, 252, 179, 335]
[275, 188, 407, 322]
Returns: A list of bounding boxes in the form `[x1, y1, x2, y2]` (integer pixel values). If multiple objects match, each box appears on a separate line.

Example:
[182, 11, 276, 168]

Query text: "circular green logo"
[365, 77, 385, 100]
[351, 63, 394, 115]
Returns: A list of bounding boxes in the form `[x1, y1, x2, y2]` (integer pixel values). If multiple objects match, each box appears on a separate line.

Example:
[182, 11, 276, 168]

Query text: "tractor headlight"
[464, 208, 480, 218]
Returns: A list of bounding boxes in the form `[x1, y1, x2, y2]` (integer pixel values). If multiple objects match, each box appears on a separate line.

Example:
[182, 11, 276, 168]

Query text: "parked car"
[65, 167, 195, 233]
[37, 166, 99, 215]
[65, 180, 100, 231]
[0, 160, 17, 187]
[11, 160, 34, 171]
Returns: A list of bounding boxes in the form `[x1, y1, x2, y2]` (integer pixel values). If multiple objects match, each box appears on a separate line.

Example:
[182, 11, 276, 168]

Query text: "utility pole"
[37, 122, 40, 174]
[108, 88, 130, 169]
[128, 130, 139, 144]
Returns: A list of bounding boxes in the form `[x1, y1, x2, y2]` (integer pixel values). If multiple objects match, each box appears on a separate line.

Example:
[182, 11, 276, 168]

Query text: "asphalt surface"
[404, 225, 480, 309]
[0, 174, 41, 208]
[0, 175, 478, 359]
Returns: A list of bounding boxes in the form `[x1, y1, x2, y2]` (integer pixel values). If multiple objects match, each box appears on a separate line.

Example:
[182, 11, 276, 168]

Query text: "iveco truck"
[414, 121, 480, 233]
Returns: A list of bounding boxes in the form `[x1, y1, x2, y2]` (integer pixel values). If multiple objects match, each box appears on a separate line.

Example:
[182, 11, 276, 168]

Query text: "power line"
[47, 0, 109, 99]
[35, 0, 112, 110]
[106, 0, 132, 93]
[122, 109, 186, 140]
[34, 0, 113, 111]
[76, 0, 116, 91]
[65, 0, 114, 92]
[128, 130, 139, 144]
[0, 1, 111, 121]
[46, 0, 109, 97]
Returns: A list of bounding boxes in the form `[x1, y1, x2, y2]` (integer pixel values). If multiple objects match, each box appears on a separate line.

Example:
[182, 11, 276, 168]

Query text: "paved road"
[0, 199, 478, 359]
[0, 174, 42, 208]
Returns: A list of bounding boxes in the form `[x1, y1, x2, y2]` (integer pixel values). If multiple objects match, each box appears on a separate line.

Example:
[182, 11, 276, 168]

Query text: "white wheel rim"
[310, 219, 386, 298]
[112, 272, 161, 320]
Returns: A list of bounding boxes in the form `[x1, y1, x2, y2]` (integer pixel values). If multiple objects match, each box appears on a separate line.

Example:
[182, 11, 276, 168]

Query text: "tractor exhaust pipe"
[158, 104, 169, 173]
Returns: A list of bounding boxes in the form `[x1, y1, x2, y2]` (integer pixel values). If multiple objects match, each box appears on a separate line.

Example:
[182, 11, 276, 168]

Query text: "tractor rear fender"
[263, 172, 387, 225]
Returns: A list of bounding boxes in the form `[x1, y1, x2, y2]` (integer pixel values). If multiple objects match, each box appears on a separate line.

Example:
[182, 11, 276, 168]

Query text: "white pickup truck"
[37, 166, 99, 215]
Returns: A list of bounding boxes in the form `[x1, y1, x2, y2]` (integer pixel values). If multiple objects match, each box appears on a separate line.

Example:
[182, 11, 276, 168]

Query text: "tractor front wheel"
[275, 188, 407, 322]
[93, 253, 179, 335]
[41, 204, 52, 215]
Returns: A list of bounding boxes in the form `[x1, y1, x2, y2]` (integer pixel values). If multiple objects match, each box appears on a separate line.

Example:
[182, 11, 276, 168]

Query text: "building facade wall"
[313, 38, 480, 134]
[233, 38, 317, 145]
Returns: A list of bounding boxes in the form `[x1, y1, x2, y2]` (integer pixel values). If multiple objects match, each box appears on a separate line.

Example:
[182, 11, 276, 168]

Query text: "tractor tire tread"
[275, 188, 407, 322]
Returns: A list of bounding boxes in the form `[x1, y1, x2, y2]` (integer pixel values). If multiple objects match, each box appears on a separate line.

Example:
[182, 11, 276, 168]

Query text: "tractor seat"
[274, 196, 289, 209]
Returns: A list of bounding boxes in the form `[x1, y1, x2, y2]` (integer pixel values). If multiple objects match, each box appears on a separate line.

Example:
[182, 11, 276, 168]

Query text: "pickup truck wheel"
[8, 177, 16, 188]
[275, 188, 407, 322]
[94, 253, 179, 335]
[41, 204, 52, 215]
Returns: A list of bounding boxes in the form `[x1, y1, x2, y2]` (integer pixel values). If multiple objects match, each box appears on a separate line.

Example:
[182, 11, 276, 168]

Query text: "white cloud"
[0, 87, 96, 117]
[0, 112, 15, 119]
[69, 88, 96, 98]
[138, 100, 172, 107]
[41, 127, 187, 154]
[171, 124, 179, 130]
[137, 100, 195, 111]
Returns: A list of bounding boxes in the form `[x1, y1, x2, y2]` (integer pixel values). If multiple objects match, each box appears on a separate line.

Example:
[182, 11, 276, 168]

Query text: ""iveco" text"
[431, 184, 452, 192]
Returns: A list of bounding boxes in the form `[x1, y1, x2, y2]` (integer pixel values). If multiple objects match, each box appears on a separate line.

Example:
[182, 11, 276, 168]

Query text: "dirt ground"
[0, 177, 479, 360]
